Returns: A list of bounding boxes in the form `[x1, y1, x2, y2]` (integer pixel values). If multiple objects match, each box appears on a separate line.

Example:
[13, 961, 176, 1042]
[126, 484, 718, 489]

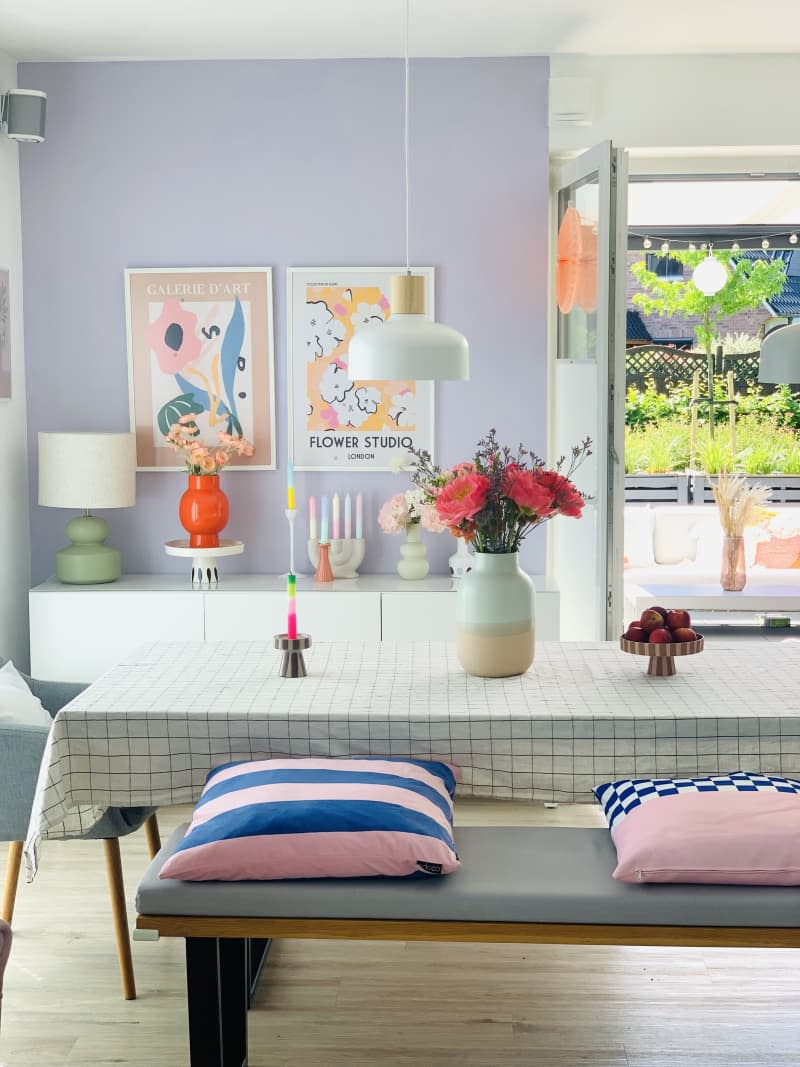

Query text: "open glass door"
[549, 141, 628, 640]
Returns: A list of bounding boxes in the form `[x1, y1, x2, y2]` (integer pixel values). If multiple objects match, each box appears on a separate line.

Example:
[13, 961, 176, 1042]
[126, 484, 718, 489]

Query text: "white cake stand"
[164, 539, 244, 588]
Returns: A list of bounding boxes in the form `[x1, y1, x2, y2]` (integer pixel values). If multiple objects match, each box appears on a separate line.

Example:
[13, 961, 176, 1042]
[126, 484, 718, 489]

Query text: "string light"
[762, 238, 770, 250]
[688, 243, 697, 252]
[731, 242, 740, 252]
[660, 241, 670, 254]
[629, 230, 800, 252]
[642, 237, 652, 249]
[791, 233, 798, 245]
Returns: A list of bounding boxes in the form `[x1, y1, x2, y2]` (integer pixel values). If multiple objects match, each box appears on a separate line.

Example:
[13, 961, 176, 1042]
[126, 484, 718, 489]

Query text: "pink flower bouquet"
[165, 414, 255, 475]
[378, 488, 446, 535]
[409, 429, 590, 553]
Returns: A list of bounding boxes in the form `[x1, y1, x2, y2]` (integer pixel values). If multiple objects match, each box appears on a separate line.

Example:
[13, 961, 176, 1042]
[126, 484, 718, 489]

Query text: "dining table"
[25, 637, 800, 877]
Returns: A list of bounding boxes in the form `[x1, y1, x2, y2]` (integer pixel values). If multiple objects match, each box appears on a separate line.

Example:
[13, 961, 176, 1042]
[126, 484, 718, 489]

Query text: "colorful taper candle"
[320, 495, 329, 543]
[309, 495, 317, 540]
[287, 460, 296, 511]
[332, 493, 340, 539]
[344, 493, 352, 539]
[287, 572, 297, 639]
[355, 492, 363, 538]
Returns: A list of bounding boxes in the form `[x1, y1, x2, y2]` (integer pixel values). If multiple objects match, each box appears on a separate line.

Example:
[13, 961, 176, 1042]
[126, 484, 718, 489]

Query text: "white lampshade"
[692, 255, 728, 296]
[758, 323, 800, 384]
[38, 432, 136, 509]
[347, 274, 469, 381]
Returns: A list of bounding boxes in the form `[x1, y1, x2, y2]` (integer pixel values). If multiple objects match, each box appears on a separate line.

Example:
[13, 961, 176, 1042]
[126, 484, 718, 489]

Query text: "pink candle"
[332, 493, 340, 540]
[344, 493, 352, 539]
[356, 492, 363, 538]
[287, 573, 297, 639]
[309, 496, 317, 540]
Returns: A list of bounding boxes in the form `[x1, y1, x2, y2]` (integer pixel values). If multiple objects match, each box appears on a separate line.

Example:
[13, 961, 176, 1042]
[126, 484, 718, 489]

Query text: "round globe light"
[692, 255, 728, 296]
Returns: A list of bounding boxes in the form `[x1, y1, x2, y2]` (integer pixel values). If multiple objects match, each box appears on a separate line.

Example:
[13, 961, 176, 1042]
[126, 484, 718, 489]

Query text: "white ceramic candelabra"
[307, 538, 365, 579]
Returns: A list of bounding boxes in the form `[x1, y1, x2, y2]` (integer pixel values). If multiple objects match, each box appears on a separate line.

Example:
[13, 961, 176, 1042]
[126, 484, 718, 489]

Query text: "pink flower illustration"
[320, 406, 340, 429]
[146, 299, 201, 375]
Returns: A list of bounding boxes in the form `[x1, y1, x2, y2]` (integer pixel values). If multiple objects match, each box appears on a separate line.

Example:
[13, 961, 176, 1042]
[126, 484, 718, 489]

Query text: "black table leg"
[186, 937, 248, 1067]
[247, 938, 272, 1007]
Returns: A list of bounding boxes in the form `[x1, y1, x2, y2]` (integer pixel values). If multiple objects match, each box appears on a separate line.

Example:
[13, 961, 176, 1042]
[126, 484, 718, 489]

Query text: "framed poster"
[125, 267, 276, 470]
[288, 267, 435, 471]
[0, 269, 10, 400]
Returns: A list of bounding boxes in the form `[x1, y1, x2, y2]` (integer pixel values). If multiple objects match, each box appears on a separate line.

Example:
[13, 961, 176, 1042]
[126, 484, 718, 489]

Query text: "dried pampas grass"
[705, 470, 771, 537]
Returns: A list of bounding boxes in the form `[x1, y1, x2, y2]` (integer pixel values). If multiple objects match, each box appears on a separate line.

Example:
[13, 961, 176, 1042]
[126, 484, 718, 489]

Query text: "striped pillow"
[159, 757, 461, 881]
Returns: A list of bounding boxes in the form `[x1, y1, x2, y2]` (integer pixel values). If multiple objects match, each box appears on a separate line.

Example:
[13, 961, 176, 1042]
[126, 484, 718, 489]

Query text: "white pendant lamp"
[692, 251, 728, 296]
[347, 0, 469, 382]
[758, 323, 800, 384]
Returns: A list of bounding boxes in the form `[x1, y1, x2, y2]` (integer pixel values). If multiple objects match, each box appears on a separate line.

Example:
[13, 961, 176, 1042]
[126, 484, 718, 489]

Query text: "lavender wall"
[19, 57, 549, 583]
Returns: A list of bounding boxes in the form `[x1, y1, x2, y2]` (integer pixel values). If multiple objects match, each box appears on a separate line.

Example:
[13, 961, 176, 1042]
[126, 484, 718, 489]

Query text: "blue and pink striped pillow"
[159, 757, 461, 881]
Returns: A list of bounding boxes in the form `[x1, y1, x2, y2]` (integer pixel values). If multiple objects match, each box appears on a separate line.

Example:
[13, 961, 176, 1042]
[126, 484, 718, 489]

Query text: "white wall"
[0, 51, 32, 670]
[549, 54, 800, 167]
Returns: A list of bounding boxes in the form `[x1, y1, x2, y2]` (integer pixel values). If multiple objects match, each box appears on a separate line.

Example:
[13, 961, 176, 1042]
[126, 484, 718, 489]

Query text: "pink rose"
[435, 472, 490, 527]
[533, 468, 584, 518]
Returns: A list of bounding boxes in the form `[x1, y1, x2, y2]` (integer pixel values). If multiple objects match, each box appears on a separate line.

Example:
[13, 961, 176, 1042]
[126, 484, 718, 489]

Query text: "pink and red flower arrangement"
[165, 413, 255, 475]
[409, 429, 591, 553]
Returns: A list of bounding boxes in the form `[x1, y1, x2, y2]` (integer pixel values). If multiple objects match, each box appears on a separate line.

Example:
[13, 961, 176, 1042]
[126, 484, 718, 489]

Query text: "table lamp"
[38, 431, 136, 584]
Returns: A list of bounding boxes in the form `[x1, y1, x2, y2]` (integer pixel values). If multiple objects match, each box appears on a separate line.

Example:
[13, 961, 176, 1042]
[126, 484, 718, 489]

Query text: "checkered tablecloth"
[25, 639, 800, 875]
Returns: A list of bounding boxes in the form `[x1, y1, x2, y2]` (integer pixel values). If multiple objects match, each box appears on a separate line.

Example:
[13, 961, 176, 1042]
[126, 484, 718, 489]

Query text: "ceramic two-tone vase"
[455, 551, 534, 678]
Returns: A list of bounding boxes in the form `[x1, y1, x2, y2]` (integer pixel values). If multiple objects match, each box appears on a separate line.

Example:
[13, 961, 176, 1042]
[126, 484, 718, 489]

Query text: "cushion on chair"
[159, 757, 461, 881]
[0, 661, 53, 729]
[595, 772, 800, 885]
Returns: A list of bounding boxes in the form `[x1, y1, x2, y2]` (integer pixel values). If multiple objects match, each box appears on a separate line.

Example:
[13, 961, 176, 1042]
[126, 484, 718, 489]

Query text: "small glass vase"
[396, 522, 429, 580]
[720, 534, 746, 591]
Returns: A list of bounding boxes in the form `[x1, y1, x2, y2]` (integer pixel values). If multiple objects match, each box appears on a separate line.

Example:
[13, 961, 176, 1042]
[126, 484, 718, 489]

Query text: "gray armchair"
[0, 668, 161, 1000]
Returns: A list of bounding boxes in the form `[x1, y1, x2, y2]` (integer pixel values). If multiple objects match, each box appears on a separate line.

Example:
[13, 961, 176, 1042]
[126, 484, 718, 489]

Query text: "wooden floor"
[2, 800, 799, 1067]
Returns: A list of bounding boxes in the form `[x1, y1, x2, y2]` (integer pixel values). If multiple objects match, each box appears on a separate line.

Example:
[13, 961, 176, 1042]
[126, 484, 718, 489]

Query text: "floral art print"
[288, 268, 435, 470]
[126, 268, 275, 470]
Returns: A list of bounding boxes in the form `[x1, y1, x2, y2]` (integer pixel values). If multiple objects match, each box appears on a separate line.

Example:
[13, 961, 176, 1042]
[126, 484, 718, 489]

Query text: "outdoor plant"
[407, 429, 590, 553]
[164, 413, 254, 473]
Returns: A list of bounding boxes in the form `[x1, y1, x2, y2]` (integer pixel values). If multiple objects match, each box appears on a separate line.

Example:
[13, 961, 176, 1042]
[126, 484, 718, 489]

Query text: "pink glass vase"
[720, 535, 746, 591]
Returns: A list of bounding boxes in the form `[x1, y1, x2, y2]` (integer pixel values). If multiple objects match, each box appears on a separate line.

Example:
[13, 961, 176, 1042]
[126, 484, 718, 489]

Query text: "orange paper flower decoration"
[556, 205, 582, 314]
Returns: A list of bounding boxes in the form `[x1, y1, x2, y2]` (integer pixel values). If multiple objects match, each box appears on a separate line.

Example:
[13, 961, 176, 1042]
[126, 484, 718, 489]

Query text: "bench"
[135, 824, 800, 1067]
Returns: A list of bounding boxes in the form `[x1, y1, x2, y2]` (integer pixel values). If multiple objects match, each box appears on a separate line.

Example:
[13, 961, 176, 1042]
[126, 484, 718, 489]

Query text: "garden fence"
[625, 346, 792, 395]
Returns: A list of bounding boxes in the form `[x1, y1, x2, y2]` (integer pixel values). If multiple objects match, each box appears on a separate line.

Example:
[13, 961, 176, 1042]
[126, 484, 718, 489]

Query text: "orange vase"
[179, 475, 229, 549]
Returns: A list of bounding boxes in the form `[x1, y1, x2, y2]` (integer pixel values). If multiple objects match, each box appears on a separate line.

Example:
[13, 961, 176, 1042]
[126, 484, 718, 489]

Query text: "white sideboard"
[29, 573, 560, 683]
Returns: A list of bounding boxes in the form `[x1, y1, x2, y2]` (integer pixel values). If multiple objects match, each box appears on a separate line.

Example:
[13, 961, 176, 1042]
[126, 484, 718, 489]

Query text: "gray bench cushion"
[136, 824, 800, 929]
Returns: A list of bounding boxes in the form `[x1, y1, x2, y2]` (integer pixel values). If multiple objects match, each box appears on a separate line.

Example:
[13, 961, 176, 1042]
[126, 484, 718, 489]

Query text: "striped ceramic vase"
[455, 551, 535, 678]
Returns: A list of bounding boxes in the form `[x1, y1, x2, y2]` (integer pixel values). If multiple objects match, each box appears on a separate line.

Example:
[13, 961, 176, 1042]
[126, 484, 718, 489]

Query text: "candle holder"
[308, 537, 365, 579]
[274, 633, 311, 678]
[314, 541, 335, 582]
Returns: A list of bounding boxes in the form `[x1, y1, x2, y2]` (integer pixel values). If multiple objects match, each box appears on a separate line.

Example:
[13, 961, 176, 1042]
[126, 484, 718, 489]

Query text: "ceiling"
[2, 0, 800, 62]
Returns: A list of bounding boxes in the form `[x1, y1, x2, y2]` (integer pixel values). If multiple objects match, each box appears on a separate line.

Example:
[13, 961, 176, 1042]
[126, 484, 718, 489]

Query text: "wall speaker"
[2, 90, 47, 143]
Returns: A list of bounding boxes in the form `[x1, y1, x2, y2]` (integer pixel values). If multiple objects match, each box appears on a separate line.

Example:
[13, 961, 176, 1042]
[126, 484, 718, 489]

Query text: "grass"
[625, 416, 800, 475]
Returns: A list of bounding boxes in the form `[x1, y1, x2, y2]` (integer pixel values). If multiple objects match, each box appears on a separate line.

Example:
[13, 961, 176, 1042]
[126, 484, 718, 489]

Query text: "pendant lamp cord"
[404, 0, 410, 275]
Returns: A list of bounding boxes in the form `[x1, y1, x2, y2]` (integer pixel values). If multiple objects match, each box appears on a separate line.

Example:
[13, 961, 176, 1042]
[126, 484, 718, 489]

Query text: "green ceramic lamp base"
[55, 514, 121, 585]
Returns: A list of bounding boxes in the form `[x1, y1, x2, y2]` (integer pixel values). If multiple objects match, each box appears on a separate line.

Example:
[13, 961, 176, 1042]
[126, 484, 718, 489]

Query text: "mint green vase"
[455, 551, 534, 678]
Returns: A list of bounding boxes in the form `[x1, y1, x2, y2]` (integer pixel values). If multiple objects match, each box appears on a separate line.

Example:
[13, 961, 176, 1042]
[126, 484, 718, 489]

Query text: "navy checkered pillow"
[595, 771, 800, 832]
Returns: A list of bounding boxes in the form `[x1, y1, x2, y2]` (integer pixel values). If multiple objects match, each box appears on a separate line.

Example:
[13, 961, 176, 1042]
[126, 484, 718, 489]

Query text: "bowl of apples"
[620, 607, 703, 676]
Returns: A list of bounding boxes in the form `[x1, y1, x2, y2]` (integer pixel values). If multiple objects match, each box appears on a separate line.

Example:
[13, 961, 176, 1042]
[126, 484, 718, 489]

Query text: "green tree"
[631, 250, 787, 432]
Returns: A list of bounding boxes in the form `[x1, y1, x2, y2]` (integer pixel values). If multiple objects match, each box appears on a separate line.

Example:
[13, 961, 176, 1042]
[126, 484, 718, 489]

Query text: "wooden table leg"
[1, 841, 23, 924]
[103, 838, 136, 1000]
[144, 813, 161, 860]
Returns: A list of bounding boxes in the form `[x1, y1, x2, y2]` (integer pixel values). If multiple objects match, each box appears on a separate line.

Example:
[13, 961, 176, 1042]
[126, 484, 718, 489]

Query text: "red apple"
[648, 628, 674, 643]
[672, 627, 698, 643]
[649, 605, 669, 620]
[666, 609, 691, 630]
[624, 625, 647, 642]
[640, 608, 666, 633]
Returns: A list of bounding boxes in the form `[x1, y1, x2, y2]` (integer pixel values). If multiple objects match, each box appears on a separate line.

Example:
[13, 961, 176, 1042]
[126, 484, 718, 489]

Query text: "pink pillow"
[160, 757, 461, 881]
[594, 772, 800, 885]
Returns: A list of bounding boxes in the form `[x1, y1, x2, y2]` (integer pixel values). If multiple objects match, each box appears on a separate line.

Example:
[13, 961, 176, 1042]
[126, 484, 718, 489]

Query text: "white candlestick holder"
[307, 537, 365, 579]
